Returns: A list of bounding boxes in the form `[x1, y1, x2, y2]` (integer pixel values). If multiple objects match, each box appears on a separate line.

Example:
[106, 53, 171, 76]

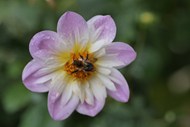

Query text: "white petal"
[93, 48, 106, 58]
[108, 75, 123, 86]
[97, 73, 116, 91]
[48, 92, 79, 120]
[72, 81, 85, 103]
[88, 25, 102, 43]
[44, 57, 66, 67]
[84, 81, 94, 105]
[70, 81, 79, 94]
[34, 67, 56, 77]
[47, 72, 67, 111]
[87, 15, 116, 43]
[61, 84, 73, 105]
[96, 54, 123, 67]
[33, 74, 52, 84]
[80, 85, 86, 103]
[105, 42, 137, 68]
[90, 77, 107, 101]
[57, 11, 89, 46]
[96, 65, 111, 75]
[52, 41, 70, 54]
[89, 40, 105, 53]
[50, 72, 66, 92]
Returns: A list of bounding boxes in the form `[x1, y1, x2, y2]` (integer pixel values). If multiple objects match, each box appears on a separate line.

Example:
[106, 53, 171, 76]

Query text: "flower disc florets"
[64, 51, 97, 80]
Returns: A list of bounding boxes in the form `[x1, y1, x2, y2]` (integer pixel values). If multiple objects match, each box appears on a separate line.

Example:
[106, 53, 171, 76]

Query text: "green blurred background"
[0, 0, 190, 127]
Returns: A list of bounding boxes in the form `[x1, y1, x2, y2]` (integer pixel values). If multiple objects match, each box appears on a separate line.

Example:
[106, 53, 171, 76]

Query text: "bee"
[72, 54, 95, 73]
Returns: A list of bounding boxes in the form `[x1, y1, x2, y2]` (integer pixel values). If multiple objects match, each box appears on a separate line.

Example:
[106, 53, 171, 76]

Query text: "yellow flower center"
[64, 51, 97, 80]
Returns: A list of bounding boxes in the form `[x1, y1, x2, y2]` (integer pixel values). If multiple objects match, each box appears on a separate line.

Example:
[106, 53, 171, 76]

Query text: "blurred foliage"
[0, 0, 190, 127]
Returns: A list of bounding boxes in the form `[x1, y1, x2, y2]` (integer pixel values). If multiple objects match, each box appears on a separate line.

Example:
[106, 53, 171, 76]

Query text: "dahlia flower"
[22, 11, 136, 120]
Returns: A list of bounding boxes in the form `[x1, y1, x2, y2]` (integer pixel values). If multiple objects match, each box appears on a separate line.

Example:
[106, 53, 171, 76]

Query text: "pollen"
[64, 51, 97, 80]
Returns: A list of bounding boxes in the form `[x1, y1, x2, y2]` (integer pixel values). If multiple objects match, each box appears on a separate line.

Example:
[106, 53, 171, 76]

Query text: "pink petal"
[22, 60, 49, 92]
[76, 98, 105, 117]
[105, 42, 137, 68]
[57, 11, 89, 45]
[29, 30, 61, 59]
[48, 90, 79, 120]
[107, 68, 130, 102]
[87, 15, 116, 43]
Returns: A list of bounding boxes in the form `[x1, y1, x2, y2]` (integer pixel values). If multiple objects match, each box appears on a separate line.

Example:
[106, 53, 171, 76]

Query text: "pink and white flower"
[22, 11, 136, 120]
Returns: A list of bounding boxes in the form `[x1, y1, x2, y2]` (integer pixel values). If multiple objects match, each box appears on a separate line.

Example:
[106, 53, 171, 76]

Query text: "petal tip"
[131, 50, 137, 62]
[77, 107, 100, 117]
[120, 95, 130, 103]
[105, 15, 113, 20]
[77, 98, 105, 117]
[64, 11, 77, 14]
[63, 11, 76, 17]
[48, 105, 71, 121]
[51, 112, 70, 121]
[51, 115, 62, 121]
[111, 93, 130, 103]
[88, 111, 98, 117]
